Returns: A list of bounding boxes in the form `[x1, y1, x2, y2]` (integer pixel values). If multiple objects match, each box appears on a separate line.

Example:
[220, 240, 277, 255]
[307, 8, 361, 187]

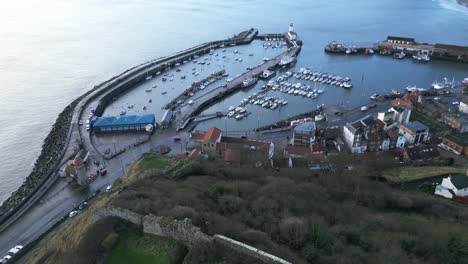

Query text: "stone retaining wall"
[92, 207, 291, 264]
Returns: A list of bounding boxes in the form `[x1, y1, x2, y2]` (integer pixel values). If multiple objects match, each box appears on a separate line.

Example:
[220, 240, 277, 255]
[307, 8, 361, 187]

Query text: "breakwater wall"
[94, 29, 259, 117]
[0, 29, 259, 231]
[92, 207, 291, 264]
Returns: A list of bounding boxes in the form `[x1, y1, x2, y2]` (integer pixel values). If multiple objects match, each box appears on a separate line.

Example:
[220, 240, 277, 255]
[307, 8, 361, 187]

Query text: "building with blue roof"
[399, 121, 430, 145]
[92, 114, 155, 133]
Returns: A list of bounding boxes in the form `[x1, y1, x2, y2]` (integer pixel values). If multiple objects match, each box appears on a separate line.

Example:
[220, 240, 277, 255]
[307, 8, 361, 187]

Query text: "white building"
[435, 175, 468, 199]
[398, 121, 430, 145]
[342, 115, 377, 153]
[287, 23, 297, 41]
[459, 99, 468, 115]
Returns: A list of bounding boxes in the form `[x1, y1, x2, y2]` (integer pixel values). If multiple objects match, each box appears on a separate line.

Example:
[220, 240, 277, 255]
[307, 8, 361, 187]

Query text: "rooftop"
[404, 145, 440, 161]
[401, 121, 429, 132]
[447, 174, 468, 189]
[294, 122, 316, 133]
[93, 114, 155, 127]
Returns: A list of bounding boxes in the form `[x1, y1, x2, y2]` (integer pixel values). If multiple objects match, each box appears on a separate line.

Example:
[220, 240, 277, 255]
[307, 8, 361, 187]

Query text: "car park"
[68, 211, 78, 218]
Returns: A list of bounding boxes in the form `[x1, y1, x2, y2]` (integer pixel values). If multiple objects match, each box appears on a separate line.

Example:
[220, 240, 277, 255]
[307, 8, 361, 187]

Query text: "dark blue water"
[0, 0, 467, 203]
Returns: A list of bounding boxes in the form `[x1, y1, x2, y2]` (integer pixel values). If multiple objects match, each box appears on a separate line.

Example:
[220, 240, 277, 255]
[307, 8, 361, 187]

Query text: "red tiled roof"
[190, 132, 206, 141]
[188, 149, 201, 158]
[203, 127, 222, 143]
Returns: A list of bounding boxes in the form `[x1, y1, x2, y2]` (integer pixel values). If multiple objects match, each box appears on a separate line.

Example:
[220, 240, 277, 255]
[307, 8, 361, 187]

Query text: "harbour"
[0, 0, 468, 258]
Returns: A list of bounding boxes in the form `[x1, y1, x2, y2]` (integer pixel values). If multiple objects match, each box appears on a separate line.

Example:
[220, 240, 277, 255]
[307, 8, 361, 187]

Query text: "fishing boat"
[259, 70, 277, 80]
[370, 94, 380, 100]
[242, 78, 258, 88]
[343, 82, 353, 89]
[279, 55, 297, 68]
[389, 89, 400, 95]
[120, 110, 126, 116]
[405, 85, 418, 92]
[235, 114, 243, 120]
[145, 88, 152, 92]
[315, 114, 325, 122]
[461, 78, 468, 86]
[393, 52, 406, 59]
[432, 82, 444, 90]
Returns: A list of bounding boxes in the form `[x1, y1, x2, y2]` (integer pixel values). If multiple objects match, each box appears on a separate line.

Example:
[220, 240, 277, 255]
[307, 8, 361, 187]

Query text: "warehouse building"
[92, 114, 155, 133]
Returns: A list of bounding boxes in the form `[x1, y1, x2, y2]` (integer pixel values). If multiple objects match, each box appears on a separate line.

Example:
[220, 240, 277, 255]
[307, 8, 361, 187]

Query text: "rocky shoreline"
[0, 93, 86, 222]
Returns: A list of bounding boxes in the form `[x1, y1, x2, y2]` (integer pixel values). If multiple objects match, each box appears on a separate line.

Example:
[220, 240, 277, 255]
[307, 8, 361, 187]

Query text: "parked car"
[7, 245, 23, 256]
[88, 173, 97, 181]
[106, 185, 112, 192]
[78, 120, 83, 126]
[78, 202, 88, 210]
[68, 211, 78, 218]
[99, 168, 107, 176]
[367, 104, 377, 109]
[360, 106, 368, 112]
[173, 136, 181, 142]
[86, 124, 90, 131]
[1, 255, 12, 263]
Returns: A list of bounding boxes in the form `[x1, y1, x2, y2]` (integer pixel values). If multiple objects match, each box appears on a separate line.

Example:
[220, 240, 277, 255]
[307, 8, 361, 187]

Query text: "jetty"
[324, 36, 468, 63]
[178, 48, 300, 129]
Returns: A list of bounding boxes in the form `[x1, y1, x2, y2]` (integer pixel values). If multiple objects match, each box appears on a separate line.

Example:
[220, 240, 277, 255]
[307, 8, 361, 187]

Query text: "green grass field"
[138, 153, 170, 171]
[105, 230, 186, 264]
[383, 166, 465, 183]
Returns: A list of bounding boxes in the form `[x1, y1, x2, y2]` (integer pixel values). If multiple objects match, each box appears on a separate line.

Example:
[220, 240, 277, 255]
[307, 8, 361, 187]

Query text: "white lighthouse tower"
[287, 23, 297, 41]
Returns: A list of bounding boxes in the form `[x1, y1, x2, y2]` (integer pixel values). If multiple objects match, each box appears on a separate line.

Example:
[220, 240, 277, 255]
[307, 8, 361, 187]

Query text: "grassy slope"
[105, 230, 185, 264]
[382, 166, 465, 183]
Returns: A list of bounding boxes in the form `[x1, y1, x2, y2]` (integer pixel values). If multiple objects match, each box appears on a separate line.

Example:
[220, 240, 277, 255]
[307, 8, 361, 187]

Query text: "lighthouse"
[287, 23, 297, 41]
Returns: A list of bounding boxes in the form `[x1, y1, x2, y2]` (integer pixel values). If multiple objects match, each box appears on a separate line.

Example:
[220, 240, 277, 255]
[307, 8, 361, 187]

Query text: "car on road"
[173, 136, 181, 142]
[1, 255, 12, 263]
[69, 210, 78, 218]
[360, 106, 368, 112]
[78, 202, 88, 210]
[86, 124, 90, 131]
[99, 168, 107, 176]
[88, 173, 97, 181]
[78, 120, 83, 126]
[367, 104, 377, 110]
[106, 185, 112, 192]
[7, 245, 23, 256]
